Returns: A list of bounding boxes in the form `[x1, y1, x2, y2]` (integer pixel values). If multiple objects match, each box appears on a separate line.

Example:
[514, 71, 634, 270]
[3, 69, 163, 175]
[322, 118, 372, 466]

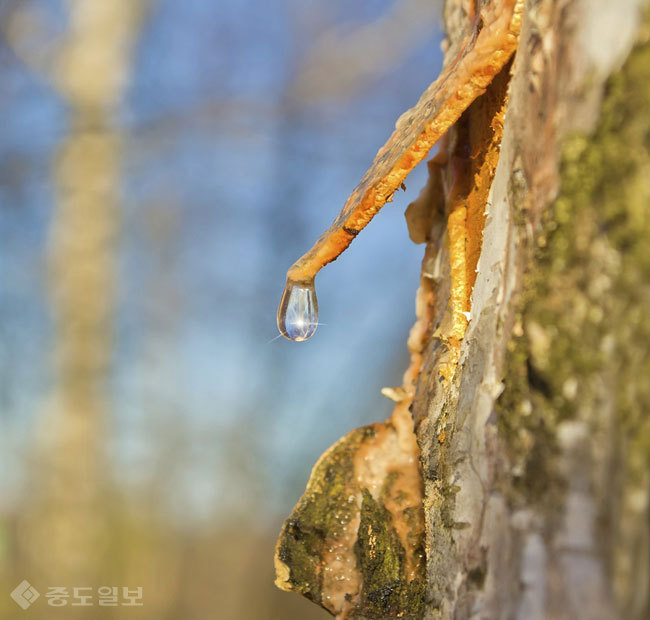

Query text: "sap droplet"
[277, 280, 319, 342]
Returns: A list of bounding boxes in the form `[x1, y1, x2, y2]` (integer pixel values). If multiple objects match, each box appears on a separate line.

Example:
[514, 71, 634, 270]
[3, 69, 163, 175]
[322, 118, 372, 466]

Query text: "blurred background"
[0, 0, 444, 617]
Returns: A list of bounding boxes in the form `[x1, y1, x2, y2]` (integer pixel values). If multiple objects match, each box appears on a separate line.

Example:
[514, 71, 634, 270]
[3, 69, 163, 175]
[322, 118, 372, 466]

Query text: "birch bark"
[417, 2, 650, 619]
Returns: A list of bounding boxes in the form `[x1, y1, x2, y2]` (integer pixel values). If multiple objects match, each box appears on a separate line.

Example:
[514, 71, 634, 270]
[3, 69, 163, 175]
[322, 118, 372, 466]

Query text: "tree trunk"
[416, 1, 650, 619]
[275, 2, 650, 618]
[14, 0, 147, 592]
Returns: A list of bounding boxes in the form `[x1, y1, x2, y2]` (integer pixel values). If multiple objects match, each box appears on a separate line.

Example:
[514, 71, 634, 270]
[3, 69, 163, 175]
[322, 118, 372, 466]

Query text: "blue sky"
[0, 0, 444, 527]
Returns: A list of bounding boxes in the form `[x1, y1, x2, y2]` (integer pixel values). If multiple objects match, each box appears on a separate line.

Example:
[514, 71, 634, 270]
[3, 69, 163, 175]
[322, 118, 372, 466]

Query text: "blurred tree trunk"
[14, 0, 147, 592]
[416, 1, 650, 619]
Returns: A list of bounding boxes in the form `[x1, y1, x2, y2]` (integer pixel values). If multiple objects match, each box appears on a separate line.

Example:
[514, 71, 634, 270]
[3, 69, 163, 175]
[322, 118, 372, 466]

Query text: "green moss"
[277, 420, 426, 618]
[277, 426, 373, 603]
[354, 489, 425, 619]
[497, 13, 650, 507]
[356, 489, 403, 587]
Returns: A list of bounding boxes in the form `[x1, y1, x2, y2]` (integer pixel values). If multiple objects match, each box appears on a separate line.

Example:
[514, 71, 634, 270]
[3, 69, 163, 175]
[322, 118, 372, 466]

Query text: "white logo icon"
[10, 580, 40, 609]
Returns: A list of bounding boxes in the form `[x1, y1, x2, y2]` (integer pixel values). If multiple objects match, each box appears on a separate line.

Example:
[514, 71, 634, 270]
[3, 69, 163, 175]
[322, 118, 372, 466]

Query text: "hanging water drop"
[277, 280, 319, 342]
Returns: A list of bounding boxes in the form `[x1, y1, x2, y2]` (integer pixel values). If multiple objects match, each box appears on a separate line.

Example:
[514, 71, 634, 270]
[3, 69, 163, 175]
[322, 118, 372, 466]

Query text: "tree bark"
[274, 2, 650, 618]
[416, 1, 650, 619]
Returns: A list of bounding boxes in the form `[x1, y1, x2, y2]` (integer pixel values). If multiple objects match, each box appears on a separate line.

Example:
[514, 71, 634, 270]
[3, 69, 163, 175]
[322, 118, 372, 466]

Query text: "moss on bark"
[352, 488, 426, 619]
[497, 12, 650, 613]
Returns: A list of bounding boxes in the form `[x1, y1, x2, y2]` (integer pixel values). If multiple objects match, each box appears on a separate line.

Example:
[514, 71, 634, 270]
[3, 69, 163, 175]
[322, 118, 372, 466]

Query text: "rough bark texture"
[415, 1, 650, 619]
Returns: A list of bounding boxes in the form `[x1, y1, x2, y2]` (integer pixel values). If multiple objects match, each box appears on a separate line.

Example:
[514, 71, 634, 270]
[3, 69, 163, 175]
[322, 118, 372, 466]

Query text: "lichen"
[497, 7, 650, 578]
[354, 489, 426, 619]
[275, 411, 425, 618]
[275, 426, 371, 604]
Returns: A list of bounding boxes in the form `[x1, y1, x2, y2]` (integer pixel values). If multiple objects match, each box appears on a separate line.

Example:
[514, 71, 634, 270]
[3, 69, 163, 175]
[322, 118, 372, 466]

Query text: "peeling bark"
[416, 1, 650, 619]
[275, 1, 650, 618]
